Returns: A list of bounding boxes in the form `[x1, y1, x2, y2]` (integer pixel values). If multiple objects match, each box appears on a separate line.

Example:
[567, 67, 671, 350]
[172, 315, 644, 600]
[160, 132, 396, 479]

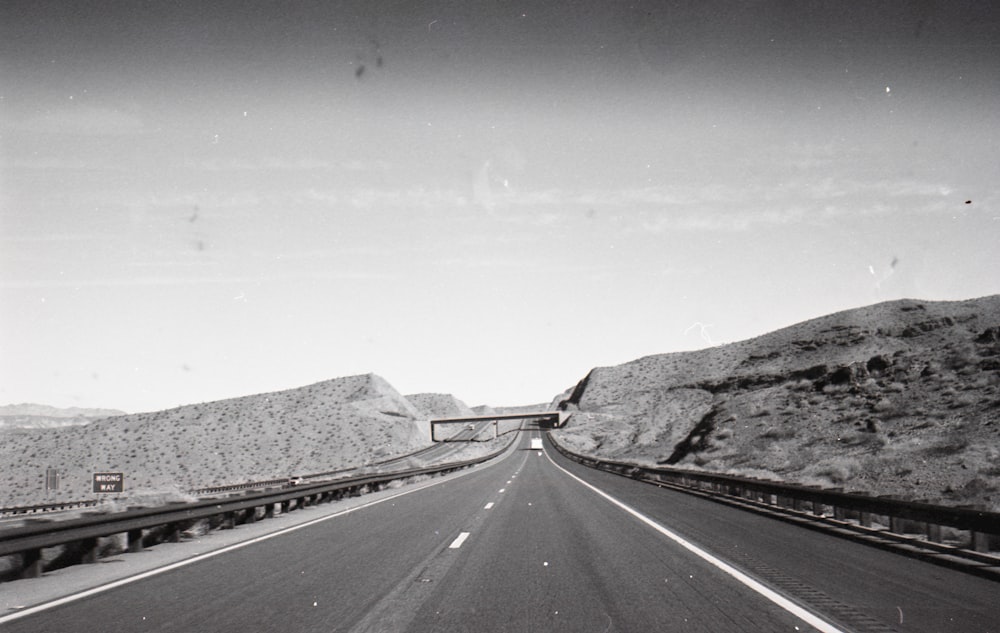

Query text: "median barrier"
[0, 500, 100, 518]
[0, 441, 513, 582]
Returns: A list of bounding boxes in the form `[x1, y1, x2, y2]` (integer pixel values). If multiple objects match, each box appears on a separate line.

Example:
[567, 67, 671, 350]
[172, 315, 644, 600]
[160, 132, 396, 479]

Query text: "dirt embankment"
[0, 373, 429, 508]
[554, 295, 1000, 510]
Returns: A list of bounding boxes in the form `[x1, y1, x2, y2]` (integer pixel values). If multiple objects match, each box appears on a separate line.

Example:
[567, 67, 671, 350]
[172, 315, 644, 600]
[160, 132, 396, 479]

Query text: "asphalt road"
[4, 431, 998, 632]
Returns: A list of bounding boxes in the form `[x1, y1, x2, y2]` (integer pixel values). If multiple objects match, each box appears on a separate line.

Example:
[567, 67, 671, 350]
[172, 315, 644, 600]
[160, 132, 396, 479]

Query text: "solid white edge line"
[0, 464, 489, 625]
[544, 451, 847, 633]
[449, 532, 470, 549]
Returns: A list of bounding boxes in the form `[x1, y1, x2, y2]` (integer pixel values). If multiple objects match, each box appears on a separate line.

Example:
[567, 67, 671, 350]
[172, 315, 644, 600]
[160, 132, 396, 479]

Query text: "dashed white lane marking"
[449, 532, 471, 549]
[498, 488, 506, 493]
[507, 480, 512, 484]
[544, 451, 847, 633]
[484, 502, 495, 510]
[0, 465, 488, 626]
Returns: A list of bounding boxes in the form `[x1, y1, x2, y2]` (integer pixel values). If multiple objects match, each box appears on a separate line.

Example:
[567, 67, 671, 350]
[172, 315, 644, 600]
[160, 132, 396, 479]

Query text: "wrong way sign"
[93, 472, 124, 493]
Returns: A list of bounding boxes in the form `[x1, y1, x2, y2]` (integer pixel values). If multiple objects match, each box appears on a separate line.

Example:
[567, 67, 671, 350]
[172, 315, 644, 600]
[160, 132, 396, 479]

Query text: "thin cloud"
[187, 158, 393, 173]
[0, 270, 395, 290]
[12, 106, 145, 136]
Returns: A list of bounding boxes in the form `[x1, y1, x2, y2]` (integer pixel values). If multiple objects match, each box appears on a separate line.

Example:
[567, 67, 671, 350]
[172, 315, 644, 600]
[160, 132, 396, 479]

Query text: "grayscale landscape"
[3, 295, 997, 512]
[2, 1, 998, 631]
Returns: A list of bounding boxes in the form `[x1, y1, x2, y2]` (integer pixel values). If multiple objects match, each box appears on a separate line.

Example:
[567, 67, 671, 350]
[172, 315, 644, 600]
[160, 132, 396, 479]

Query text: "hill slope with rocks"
[553, 295, 1000, 510]
[0, 373, 428, 507]
[405, 393, 476, 441]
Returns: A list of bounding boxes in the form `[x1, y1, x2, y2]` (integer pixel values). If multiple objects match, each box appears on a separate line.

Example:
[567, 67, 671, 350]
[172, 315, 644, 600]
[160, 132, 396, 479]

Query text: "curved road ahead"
[3, 432, 998, 632]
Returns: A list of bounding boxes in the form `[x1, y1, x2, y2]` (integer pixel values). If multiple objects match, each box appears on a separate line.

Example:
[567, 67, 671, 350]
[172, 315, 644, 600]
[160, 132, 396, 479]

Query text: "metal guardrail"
[0, 500, 100, 518]
[0, 443, 452, 515]
[0, 441, 513, 581]
[191, 478, 293, 496]
[547, 433, 1000, 576]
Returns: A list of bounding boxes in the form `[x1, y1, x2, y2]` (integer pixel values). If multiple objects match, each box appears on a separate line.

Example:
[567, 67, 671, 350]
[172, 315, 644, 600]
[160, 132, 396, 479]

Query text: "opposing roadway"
[3, 431, 998, 632]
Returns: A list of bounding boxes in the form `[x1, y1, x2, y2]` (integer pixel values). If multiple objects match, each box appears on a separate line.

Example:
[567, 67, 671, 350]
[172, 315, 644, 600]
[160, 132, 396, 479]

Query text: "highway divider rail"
[0, 500, 100, 518]
[1, 439, 472, 517]
[547, 432, 1000, 580]
[0, 443, 511, 582]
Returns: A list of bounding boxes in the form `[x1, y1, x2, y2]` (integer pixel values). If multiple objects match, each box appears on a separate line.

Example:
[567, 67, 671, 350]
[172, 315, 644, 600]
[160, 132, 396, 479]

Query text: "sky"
[2, 1, 998, 413]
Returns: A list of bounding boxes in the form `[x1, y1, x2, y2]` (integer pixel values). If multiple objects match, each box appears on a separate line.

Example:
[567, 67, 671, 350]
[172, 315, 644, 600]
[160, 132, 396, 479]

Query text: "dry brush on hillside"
[553, 296, 1000, 510]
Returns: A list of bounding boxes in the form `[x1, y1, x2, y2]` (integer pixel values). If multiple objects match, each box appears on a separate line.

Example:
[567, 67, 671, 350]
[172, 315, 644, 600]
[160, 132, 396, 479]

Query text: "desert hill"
[0, 404, 127, 429]
[0, 373, 429, 508]
[406, 393, 475, 418]
[405, 393, 476, 441]
[553, 295, 1000, 510]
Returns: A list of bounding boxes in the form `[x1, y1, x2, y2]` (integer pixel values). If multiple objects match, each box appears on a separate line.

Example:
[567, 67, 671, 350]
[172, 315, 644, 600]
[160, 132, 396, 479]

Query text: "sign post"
[45, 467, 60, 492]
[93, 472, 124, 493]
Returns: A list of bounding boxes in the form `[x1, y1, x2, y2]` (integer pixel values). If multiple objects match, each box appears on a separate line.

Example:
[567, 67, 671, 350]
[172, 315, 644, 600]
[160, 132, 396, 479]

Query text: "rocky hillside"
[554, 296, 1000, 510]
[405, 393, 476, 442]
[406, 393, 475, 418]
[0, 404, 127, 429]
[0, 373, 428, 507]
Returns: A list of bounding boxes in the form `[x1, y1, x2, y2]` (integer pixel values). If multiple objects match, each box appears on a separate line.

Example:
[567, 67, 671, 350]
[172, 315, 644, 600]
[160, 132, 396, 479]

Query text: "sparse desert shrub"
[945, 345, 978, 371]
[950, 393, 979, 408]
[873, 398, 894, 412]
[760, 426, 796, 440]
[923, 435, 970, 456]
[806, 457, 862, 485]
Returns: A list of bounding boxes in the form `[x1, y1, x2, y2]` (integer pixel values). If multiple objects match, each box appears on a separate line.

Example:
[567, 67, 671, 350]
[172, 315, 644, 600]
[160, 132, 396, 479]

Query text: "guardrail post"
[221, 511, 235, 529]
[889, 516, 903, 535]
[20, 548, 43, 579]
[244, 507, 257, 524]
[81, 537, 99, 564]
[281, 500, 291, 514]
[972, 531, 991, 553]
[926, 523, 942, 543]
[859, 512, 872, 527]
[165, 523, 181, 542]
[128, 529, 144, 553]
[265, 503, 275, 519]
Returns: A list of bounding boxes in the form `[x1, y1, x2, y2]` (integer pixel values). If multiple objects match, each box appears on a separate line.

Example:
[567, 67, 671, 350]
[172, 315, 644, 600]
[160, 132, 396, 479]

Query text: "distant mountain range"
[0, 404, 127, 429]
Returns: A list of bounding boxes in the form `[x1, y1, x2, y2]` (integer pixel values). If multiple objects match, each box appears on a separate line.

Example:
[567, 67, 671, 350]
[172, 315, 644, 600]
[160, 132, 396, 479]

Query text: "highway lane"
[545, 438, 1000, 632]
[391, 443, 818, 633]
[4, 430, 997, 632]
[0, 447, 525, 633]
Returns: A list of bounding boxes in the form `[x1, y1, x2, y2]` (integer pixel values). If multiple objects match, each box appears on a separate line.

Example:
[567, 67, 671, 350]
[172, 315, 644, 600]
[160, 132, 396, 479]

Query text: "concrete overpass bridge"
[429, 411, 569, 442]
